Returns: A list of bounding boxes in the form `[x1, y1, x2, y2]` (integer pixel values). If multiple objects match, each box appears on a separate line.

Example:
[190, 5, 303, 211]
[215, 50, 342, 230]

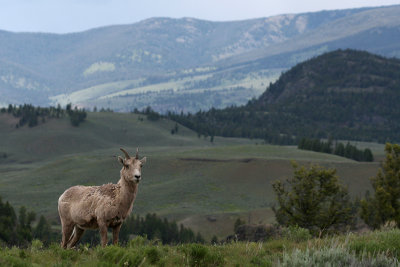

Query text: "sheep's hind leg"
[67, 226, 85, 248]
[61, 222, 74, 248]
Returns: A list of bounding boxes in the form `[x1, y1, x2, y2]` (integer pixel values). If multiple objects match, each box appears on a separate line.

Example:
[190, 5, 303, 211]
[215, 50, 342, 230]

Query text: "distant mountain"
[0, 5, 400, 112]
[169, 49, 400, 143]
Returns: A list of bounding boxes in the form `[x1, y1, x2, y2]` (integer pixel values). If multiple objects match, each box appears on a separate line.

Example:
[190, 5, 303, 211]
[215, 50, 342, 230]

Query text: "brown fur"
[58, 148, 146, 248]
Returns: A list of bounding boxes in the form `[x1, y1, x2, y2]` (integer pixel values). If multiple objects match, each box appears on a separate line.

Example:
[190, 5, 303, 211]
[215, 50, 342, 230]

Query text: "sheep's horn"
[120, 148, 130, 159]
[135, 148, 139, 159]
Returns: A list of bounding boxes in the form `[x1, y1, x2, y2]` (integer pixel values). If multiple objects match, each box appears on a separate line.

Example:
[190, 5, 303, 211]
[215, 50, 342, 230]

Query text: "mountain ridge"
[0, 5, 399, 112]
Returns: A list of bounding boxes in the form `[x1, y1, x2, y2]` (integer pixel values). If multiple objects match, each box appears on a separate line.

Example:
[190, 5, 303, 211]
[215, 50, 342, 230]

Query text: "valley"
[0, 112, 383, 239]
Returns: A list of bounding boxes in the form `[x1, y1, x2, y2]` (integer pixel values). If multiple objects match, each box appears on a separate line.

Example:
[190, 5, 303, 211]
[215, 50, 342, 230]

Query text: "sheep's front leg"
[98, 222, 108, 247]
[112, 224, 122, 245]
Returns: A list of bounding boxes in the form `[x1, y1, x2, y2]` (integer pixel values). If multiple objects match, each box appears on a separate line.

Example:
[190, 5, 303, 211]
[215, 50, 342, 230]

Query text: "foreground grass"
[2, 229, 400, 266]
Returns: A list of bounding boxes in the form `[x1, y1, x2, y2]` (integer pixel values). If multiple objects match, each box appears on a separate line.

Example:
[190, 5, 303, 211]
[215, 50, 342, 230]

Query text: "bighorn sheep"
[58, 148, 146, 248]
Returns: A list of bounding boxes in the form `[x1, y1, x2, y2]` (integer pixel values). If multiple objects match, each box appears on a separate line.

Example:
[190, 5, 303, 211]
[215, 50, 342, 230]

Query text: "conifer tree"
[272, 162, 355, 236]
[361, 143, 400, 228]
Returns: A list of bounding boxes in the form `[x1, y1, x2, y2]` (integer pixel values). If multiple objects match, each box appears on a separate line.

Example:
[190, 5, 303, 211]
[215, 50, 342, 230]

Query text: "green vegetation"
[120, 213, 205, 245]
[0, 110, 385, 239]
[169, 50, 400, 144]
[0, 195, 204, 247]
[1, 104, 65, 128]
[272, 163, 355, 236]
[66, 104, 87, 127]
[1, 103, 87, 128]
[361, 143, 400, 229]
[1, 229, 400, 266]
[0, 196, 55, 247]
[0, 106, 399, 264]
[298, 137, 374, 162]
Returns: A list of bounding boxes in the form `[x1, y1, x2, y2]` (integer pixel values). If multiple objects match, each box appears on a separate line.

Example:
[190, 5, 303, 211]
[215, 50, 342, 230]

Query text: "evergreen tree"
[361, 143, 400, 228]
[17, 206, 36, 244]
[233, 218, 246, 232]
[0, 198, 17, 244]
[33, 215, 52, 245]
[335, 143, 345, 157]
[272, 162, 355, 236]
[363, 148, 374, 162]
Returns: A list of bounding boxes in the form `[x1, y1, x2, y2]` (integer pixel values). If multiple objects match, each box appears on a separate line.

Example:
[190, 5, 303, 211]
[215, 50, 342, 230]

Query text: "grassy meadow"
[0, 112, 384, 240]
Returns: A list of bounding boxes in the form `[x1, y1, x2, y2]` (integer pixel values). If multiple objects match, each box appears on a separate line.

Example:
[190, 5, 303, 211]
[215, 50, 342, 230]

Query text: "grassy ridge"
[0, 112, 383, 239]
[1, 229, 400, 266]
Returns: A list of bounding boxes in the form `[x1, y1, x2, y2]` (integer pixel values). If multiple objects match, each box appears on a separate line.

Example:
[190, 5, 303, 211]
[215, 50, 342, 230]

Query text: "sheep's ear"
[140, 157, 147, 165]
[118, 156, 125, 165]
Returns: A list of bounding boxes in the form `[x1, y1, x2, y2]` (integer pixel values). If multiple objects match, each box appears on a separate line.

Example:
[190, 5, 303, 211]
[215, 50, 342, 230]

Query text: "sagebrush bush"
[348, 228, 400, 258]
[280, 246, 399, 267]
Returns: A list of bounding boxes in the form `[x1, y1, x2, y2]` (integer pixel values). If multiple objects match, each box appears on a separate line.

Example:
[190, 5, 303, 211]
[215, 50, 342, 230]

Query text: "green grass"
[1, 229, 400, 266]
[0, 112, 384, 238]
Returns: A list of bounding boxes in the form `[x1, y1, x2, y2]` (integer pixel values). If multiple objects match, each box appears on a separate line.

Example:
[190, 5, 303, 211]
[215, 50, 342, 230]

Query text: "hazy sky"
[0, 0, 399, 33]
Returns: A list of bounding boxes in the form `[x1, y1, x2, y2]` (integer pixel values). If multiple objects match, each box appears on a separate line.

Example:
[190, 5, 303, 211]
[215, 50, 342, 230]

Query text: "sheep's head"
[118, 148, 146, 184]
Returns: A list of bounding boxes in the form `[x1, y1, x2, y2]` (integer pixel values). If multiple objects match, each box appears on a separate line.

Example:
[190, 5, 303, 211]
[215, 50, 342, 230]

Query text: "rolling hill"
[0, 111, 383, 239]
[170, 49, 400, 144]
[1, 5, 400, 112]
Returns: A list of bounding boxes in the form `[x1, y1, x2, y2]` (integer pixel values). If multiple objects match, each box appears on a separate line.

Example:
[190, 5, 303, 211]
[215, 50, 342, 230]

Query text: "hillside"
[170, 49, 400, 144]
[1, 5, 400, 112]
[0, 111, 383, 238]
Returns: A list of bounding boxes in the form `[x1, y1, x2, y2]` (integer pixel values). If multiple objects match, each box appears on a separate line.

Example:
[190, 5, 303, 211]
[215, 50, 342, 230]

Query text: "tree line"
[1, 104, 87, 128]
[166, 50, 400, 144]
[0, 197, 204, 247]
[0, 197, 55, 247]
[298, 138, 374, 162]
[119, 213, 204, 245]
[79, 213, 206, 246]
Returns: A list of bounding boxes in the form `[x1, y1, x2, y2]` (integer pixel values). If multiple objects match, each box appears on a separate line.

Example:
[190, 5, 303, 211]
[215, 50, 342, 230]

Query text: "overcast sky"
[0, 0, 399, 33]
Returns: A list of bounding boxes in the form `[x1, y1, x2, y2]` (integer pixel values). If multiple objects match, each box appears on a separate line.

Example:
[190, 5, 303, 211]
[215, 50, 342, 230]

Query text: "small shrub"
[250, 255, 272, 267]
[185, 244, 224, 267]
[58, 248, 78, 261]
[18, 249, 28, 259]
[348, 229, 400, 258]
[145, 247, 161, 264]
[280, 243, 399, 266]
[282, 225, 311, 242]
[30, 239, 43, 252]
[189, 244, 208, 266]
[98, 245, 125, 263]
[118, 251, 144, 267]
[98, 245, 146, 267]
[127, 236, 148, 248]
[0, 254, 29, 267]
